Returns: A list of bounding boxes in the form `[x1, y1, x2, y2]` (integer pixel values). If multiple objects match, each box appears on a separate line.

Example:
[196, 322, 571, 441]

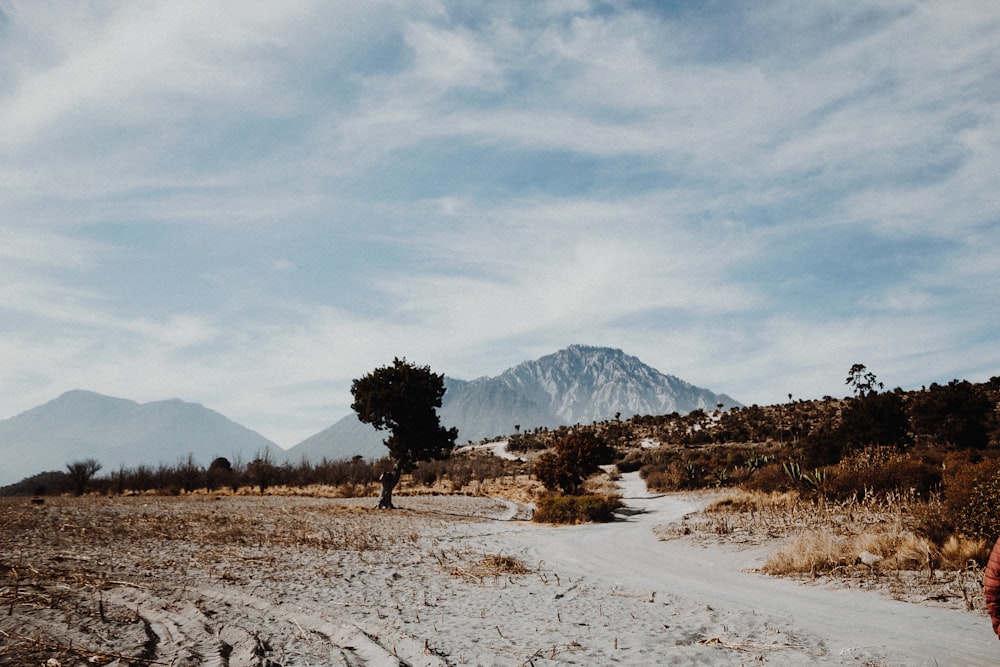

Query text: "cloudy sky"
[2, 1, 998, 447]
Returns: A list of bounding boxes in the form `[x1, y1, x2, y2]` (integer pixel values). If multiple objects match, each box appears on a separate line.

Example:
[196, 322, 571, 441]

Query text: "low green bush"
[533, 493, 622, 524]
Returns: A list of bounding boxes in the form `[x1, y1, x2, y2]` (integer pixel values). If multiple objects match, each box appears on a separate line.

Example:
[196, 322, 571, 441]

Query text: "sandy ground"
[1, 474, 997, 666]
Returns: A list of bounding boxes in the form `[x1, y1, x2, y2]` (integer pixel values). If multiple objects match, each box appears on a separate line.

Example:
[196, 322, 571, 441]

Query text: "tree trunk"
[376, 468, 399, 509]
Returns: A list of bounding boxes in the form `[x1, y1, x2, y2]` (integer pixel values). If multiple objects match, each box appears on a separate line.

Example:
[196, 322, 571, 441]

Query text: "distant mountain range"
[283, 345, 740, 462]
[0, 390, 282, 487]
[0, 345, 739, 486]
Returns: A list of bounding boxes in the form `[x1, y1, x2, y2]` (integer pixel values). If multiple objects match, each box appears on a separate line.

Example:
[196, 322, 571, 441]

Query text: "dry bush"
[533, 494, 622, 524]
[641, 461, 688, 492]
[407, 453, 522, 494]
[761, 525, 937, 576]
[458, 475, 543, 504]
[761, 533, 842, 575]
[478, 553, 530, 575]
[441, 550, 531, 586]
[900, 451, 1000, 548]
[821, 446, 942, 500]
[534, 431, 615, 494]
[706, 489, 799, 514]
[667, 489, 834, 543]
[696, 488, 991, 583]
[939, 535, 990, 569]
[682, 487, 970, 569]
[743, 462, 793, 494]
[615, 448, 650, 473]
[583, 470, 623, 496]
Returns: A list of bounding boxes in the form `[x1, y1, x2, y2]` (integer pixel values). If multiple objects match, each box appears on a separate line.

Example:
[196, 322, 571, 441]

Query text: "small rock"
[856, 551, 883, 566]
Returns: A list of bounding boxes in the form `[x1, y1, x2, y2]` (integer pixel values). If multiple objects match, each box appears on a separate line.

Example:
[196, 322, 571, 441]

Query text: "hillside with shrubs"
[7, 368, 1000, 564]
[525, 370, 1000, 579]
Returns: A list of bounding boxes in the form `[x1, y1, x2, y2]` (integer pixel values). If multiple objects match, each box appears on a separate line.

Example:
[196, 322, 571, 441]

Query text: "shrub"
[532, 494, 622, 524]
[615, 449, 649, 473]
[410, 458, 444, 487]
[744, 462, 792, 494]
[939, 535, 990, 569]
[942, 451, 998, 498]
[534, 451, 580, 495]
[507, 432, 547, 453]
[534, 431, 614, 494]
[796, 392, 911, 467]
[206, 457, 234, 492]
[910, 380, 995, 449]
[641, 458, 708, 491]
[640, 460, 685, 492]
[818, 446, 942, 501]
[838, 390, 912, 453]
[957, 472, 1000, 545]
[912, 497, 954, 546]
[762, 526, 938, 575]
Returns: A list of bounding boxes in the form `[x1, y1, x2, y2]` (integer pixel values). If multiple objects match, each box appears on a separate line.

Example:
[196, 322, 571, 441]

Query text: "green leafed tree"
[351, 357, 458, 509]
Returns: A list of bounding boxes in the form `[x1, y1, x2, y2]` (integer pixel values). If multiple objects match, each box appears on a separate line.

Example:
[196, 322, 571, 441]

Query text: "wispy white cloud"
[0, 0, 997, 447]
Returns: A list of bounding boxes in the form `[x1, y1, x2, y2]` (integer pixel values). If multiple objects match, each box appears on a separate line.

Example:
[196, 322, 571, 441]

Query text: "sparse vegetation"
[532, 493, 622, 524]
[444, 552, 532, 586]
[2, 363, 996, 665]
[5, 367, 999, 576]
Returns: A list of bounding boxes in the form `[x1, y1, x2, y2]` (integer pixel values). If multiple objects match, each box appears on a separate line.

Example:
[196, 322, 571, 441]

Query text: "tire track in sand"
[105, 585, 448, 667]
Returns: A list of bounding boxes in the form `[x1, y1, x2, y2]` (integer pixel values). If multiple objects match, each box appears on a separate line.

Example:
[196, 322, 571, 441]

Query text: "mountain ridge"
[0, 346, 740, 484]
[0, 390, 282, 486]
[285, 345, 740, 462]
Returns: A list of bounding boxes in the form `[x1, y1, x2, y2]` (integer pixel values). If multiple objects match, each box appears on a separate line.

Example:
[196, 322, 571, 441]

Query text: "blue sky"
[1, 1, 998, 447]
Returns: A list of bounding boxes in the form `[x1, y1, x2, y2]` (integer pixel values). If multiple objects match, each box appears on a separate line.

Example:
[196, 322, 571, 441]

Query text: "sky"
[1, 0, 998, 448]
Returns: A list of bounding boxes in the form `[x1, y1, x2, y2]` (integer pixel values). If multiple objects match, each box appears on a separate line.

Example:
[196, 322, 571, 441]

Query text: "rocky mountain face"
[456, 345, 740, 431]
[0, 390, 282, 487]
[285, 345, 740, 462]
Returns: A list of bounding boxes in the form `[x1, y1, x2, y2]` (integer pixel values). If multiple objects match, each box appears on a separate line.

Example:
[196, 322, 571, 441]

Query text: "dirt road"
[505, 473, 997, 665]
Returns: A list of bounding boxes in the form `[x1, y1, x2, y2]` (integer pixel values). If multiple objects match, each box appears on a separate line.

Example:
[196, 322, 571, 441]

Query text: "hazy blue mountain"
[0, 390, 281, 486]
[284, 377, 474, 463]
[0, 348, 742, 484]
[285, 345, 741, 462]
[283, 413, 387, 464]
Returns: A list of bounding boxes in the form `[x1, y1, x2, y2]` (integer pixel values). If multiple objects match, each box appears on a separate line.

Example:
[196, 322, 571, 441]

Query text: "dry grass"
[0, 494, 497, 665]
[940, 535, 990, 569]
[582, 470, 624, 496]
[398, 474, 545, 504]
[438, 549, 532, 586]
[0, 495, 426, 554]
[665, 489, 990, 613]
[760, 525, 936, 576]
[706, 489, 799, 513]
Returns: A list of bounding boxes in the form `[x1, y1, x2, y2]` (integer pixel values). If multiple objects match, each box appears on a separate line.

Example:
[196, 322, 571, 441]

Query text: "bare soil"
[1, 484, 996, 666]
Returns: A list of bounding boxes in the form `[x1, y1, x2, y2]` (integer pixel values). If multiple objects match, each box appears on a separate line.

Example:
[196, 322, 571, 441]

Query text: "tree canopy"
[351, 357, 458, 507]
[65, 458, 102, 496]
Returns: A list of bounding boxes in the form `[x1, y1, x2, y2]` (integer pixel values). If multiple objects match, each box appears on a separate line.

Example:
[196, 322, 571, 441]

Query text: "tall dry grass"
[675, 487, 989, 612]
[691, 489, 989, 573]
[761, 526, 936, 576]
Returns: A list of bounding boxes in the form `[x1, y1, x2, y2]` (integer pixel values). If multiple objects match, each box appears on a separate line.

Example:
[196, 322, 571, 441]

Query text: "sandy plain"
[1, 472, 997, 666]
